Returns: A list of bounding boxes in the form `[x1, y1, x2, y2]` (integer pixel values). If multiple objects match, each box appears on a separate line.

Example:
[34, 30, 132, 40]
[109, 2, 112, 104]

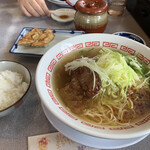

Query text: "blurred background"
[126, 0, 150, 37]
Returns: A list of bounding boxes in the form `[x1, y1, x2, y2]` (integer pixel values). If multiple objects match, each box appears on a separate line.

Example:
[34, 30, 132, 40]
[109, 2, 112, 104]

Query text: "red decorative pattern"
[56, 53, 64, 60]
[143, 57, 150, 65]
[120, 45, 136, 54]
[137, 53, 150, 65]
[109, 125, 134, 130]
[103, 42, 118, 49]
[135, 114, 150, 126]
[59, 107, 78, 120]
[56, 49, 69, 60]
[69, 43, 83, 51]
[85, 41, 100, 47]
[45, 72, 51, 88]
[47, 89, 59, 105]
[47, 58, 57, 72]
[120, 45, 128, 52]
[61, 49, 69, 55]
[137, 53, 144, 60]
[81, 121, 105, 130]
[127, 48, 136, 55]
[56, 43, 83, 60]
[38, 137, 48, 150]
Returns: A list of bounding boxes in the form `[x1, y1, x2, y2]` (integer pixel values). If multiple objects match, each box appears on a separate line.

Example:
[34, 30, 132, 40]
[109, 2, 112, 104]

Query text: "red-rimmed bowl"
[36, 34, 150, 142]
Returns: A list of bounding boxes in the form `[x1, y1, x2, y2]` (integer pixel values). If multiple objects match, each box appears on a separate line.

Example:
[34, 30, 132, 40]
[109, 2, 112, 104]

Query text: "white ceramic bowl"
[36, 34, 150, 141]
[0, 60, 31, 117]
[113, 31, 146, 45]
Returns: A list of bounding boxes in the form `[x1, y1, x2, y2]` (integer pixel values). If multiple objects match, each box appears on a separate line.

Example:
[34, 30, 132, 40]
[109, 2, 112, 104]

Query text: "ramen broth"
[53, 48, 99, 86]
[52, 47, 150, 126]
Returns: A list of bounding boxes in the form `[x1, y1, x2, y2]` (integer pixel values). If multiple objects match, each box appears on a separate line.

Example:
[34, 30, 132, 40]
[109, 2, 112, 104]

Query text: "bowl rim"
[36, 33, 150, 139]
[113, 31, 146, 45]
[0, 60, 32, 112]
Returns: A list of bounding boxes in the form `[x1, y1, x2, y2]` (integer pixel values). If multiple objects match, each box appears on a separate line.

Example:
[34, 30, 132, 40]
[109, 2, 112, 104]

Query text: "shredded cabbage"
[65, 47, 140, 100]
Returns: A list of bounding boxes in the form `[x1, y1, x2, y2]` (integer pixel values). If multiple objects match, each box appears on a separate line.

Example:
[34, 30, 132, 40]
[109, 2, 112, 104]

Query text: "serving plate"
[9, 27, 85, 56]
[42, 103, 149, 149]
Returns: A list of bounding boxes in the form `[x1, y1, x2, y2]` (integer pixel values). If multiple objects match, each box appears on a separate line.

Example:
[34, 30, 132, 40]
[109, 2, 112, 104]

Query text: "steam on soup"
[52, 47, 150, 126]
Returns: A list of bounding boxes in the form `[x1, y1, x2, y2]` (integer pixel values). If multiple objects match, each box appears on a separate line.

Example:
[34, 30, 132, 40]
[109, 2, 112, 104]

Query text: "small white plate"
[42, 103, 149, 149]
[51, 8, 76, 23]
[48, 0, 70, 7]
[9, 27, 86, 56]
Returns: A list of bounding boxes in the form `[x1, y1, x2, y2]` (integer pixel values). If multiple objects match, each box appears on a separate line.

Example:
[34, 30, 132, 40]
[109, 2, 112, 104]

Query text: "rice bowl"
[0, 60, 31, 117]
[36, 33, 150, 141]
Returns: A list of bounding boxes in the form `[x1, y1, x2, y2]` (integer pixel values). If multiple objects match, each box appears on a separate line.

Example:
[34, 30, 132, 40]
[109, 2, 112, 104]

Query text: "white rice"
[0, 70, 29, 111]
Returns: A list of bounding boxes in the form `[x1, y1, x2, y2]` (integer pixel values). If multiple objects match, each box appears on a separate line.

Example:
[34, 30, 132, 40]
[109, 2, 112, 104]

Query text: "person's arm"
[18, 0, 51, 17]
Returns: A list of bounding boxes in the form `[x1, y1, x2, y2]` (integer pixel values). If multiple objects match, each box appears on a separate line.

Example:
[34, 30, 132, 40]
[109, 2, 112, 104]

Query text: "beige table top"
[0, 0, 150, 150]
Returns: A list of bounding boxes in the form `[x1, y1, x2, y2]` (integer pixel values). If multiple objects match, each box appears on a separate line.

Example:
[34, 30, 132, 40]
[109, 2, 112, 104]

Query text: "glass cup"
[108, 0, 126, 16]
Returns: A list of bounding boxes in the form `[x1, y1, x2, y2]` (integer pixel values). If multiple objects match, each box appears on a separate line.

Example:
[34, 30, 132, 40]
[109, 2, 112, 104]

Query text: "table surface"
[0, 0, 150, 150]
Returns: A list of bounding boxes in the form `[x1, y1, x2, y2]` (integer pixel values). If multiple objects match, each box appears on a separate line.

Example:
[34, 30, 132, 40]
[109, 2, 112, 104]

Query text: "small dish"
[48, 0, 70, 7]
[0, 60, 31, 117]
[113, 32, 146, 45]
[50, 8, 76, 23]
[9, 27, 86, 56]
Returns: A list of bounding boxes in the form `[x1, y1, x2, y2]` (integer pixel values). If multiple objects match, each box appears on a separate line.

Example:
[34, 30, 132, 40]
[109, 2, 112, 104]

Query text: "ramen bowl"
[36, 34, 150, 145]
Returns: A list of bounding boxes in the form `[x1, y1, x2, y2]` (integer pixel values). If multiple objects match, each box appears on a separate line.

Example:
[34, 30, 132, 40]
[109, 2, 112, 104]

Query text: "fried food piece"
[17, 27, 43, 46]
[31, 29, 55, 47]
